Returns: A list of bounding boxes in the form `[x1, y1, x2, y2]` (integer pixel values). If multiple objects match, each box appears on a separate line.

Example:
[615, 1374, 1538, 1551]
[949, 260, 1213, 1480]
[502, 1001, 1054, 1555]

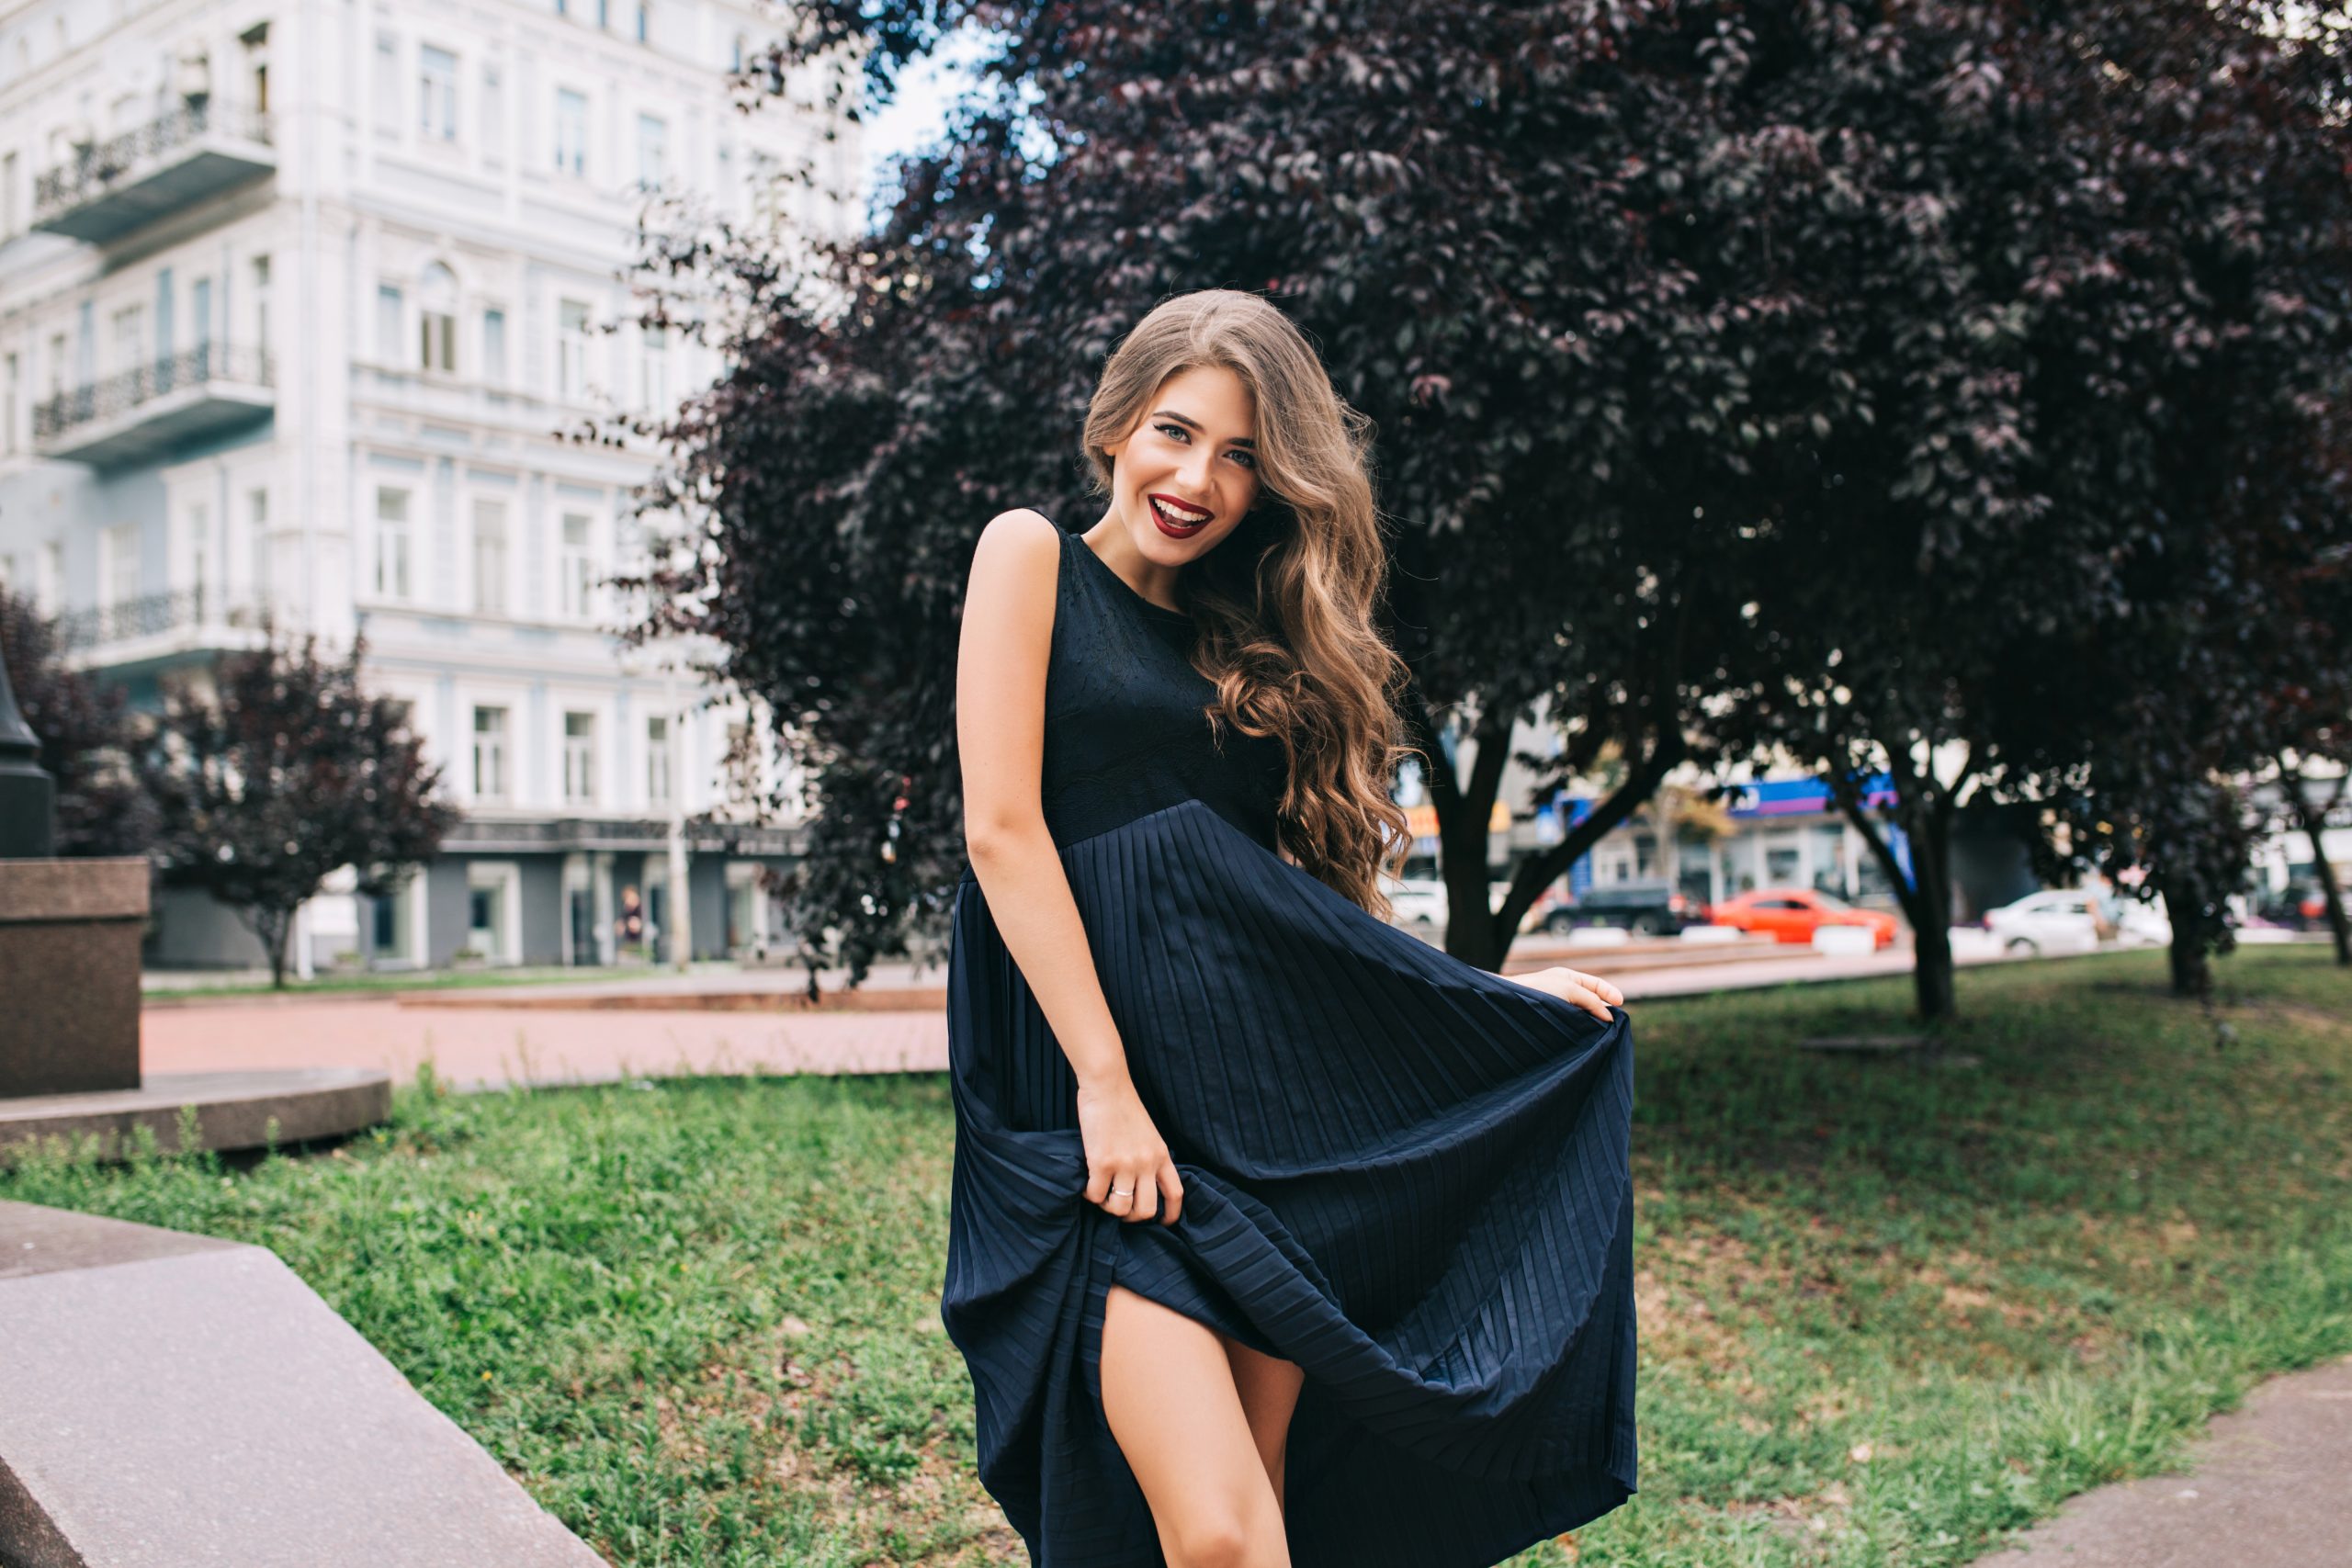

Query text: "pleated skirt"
[943, 797, 1637, 1567]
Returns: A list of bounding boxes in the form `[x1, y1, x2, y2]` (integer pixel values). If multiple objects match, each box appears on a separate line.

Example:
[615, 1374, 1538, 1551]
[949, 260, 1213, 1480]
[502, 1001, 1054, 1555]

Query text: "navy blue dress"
[943, 521, 1637, 1567]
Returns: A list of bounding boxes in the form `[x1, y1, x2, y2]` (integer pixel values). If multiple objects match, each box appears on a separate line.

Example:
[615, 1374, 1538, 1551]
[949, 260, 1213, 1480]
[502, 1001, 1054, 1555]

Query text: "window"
[2, 152, 17, 239]
[481, 65, 504, 165]
[3, 353, 16, 456]
[471, 497, 507, 613]
[472, 705, 509, 801]
[635, 3, 649, 43]
[481, 308, 507, 386]
[557, 298, 590, 400]
[596, 0, 609, 28]
[190, 276, 212, 349]
[375, 486, 412, 599]
[646, 714, 671, 804]
[110, 304, 146, 375]
[749, 149, 781, 230]
[419, 263, 457, 374]
[187, 502, 212, 604]
[247, 487, 269, 596]
[377, 284, 404, 366]
[554, 88, 587, 176]
[422, 310, 455, 372]
[635, 113, 665, 188]
[419, 45, 456, 141]
[725, 718, 754, 803]
[103, 523, 138, 609]
[560, 512, 594, 617]
[39, 541, 62, 613]
[730, 33, 744, 73]
[251, 255, 272, 363]
[563, 711, 596, 803]
[373, 33, 399, 132]
[640, 325, 667, 412]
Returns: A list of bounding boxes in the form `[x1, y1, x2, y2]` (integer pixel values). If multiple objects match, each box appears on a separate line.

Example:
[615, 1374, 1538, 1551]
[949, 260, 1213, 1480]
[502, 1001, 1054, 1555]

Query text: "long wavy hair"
[1081, 289, 1419, 919]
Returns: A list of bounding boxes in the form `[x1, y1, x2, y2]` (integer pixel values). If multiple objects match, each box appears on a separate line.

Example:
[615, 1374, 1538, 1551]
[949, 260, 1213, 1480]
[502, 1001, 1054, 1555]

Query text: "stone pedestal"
[0, 859, 149, 1098]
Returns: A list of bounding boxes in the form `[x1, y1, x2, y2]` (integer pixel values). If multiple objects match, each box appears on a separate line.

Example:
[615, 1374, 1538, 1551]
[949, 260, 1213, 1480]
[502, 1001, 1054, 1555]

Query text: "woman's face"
[1101, 363, 1263, 566]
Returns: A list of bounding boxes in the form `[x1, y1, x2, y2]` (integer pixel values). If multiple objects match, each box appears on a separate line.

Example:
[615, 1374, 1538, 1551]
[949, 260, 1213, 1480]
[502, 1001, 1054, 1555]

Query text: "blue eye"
[1159, 423, 1256, 468]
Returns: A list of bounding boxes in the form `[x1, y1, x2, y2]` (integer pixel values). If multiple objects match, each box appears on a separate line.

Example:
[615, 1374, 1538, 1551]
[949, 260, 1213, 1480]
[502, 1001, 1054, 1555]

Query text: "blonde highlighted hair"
[1080, 288, 1419, 918]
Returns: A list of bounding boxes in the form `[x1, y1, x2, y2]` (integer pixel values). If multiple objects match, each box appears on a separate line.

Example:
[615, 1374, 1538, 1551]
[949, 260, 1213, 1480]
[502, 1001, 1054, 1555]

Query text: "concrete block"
[0, 1200, 608, 1567]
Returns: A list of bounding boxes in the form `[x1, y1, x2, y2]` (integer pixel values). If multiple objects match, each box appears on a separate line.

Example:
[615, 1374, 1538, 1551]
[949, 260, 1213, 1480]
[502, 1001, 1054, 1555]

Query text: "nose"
[1177, 446, 1215, 493]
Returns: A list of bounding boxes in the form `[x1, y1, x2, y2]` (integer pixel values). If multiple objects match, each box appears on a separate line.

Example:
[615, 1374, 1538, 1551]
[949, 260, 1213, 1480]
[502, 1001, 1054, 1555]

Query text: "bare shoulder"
[965, 508, 1064, 618]
[974, 507, 1062, 562]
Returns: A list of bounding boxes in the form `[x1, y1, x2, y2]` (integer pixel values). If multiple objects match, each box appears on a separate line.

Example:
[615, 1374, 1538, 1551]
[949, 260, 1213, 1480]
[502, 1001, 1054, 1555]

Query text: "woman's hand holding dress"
[1506, 966, 1625, 1022]
[1076, 1072, 1185, 1225]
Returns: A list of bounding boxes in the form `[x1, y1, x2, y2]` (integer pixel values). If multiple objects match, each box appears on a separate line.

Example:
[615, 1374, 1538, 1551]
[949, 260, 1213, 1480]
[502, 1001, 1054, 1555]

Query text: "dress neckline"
[1066, 525, 1192, 622]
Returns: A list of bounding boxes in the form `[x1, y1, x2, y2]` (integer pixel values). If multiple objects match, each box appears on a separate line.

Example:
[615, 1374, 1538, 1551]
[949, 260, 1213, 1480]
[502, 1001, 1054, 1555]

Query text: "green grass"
[9, 947, 2350, 1566]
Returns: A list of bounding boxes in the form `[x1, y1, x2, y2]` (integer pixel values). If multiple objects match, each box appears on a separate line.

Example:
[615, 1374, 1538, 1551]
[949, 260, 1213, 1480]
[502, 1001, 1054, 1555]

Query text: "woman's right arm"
[956, 510, 1184, 1226]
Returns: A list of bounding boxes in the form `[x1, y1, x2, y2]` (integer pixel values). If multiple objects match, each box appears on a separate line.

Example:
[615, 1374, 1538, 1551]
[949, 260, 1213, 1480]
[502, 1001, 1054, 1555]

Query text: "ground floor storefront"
[143, 818, 801, 976]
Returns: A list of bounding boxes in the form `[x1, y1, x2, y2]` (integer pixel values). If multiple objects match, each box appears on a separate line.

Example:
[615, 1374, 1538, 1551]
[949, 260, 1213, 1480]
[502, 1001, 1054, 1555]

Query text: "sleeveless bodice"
[1038, 522, 1288, 852]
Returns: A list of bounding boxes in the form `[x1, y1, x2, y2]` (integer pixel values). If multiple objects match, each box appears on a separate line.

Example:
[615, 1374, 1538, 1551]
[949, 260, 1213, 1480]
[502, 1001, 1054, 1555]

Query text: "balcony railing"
[53, 587, 272, 660]
[33, 101, 275, 243]
[32, 344, 275, 466]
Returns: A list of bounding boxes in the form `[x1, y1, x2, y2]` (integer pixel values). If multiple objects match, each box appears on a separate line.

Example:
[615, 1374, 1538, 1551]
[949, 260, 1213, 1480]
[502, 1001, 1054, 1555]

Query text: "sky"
[854, 26, 998, 226]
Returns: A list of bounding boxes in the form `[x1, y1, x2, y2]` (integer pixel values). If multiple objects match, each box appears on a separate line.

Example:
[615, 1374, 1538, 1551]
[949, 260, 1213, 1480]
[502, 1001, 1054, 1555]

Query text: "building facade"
[0, 0, 860, 971]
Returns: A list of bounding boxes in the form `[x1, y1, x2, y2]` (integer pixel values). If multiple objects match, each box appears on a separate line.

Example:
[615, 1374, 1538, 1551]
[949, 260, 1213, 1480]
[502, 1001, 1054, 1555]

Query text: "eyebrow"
[1152, 409, 1256, 449]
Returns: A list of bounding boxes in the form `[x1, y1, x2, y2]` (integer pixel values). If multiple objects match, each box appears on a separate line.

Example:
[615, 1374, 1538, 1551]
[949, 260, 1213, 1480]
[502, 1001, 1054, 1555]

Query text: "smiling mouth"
[1148, 494, 1213, 535]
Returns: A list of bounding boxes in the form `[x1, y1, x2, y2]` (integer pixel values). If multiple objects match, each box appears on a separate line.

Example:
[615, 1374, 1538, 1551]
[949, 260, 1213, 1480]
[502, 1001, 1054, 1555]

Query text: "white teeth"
[1150, 497, 1210, 525]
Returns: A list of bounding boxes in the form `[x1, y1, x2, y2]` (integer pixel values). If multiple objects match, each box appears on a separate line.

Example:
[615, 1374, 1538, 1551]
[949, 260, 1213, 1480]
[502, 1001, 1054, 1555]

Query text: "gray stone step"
[0, 1201, 607, 1567]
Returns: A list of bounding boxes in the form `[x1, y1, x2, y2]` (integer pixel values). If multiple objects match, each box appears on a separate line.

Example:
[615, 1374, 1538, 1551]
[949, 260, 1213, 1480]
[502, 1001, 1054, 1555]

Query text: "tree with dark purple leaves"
[616, 0, 2349, 1011]
[139, 631, 457, 988]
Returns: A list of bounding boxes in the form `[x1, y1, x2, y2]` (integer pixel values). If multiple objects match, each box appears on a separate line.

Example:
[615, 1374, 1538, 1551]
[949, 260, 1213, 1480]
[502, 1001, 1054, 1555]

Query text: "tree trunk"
[2304, 822, 2342, 968]
[2159, 870, 2215, 999]
[1911, 916, 1957, 1021]
[1905, 805, 1959, 1024]
[2294, 792, 2351, 967]
[1834, 785, 1957, 1023]
[259, 908, 292, 990]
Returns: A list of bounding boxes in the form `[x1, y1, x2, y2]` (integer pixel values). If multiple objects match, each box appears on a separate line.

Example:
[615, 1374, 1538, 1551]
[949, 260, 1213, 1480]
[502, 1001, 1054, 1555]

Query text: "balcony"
[33, 101, 276, 243]
[53, 587, 273, 676]
[33, 344, 275, 468]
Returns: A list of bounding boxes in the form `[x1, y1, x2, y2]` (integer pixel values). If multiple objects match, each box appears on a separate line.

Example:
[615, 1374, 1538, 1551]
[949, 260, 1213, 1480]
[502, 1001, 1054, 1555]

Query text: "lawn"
[6, 946, 2349, 1567]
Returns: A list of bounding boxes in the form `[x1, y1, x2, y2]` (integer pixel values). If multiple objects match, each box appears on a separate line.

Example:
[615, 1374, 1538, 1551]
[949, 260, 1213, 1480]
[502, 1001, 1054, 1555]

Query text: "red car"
[1702, 887, 1902, 948]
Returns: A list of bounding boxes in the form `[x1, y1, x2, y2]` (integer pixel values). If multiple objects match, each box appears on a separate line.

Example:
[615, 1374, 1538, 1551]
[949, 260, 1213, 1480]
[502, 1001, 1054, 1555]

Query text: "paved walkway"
[138, 941, 2003, 1092]
[1973, 1353, 2352, 1566]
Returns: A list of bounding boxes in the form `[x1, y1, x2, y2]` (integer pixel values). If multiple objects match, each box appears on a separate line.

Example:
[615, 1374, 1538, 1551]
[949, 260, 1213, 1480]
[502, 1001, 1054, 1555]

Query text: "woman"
[945, 288, 1637, 1568]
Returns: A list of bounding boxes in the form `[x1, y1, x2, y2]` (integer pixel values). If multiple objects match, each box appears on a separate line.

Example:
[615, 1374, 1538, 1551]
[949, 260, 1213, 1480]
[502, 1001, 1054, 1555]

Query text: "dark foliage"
[621, 0, 2351, 1009]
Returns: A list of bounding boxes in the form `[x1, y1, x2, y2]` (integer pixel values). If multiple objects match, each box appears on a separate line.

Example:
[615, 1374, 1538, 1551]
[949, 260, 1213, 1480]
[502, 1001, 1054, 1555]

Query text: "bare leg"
[1100, 1283, 1290, 1568]
[1222, 1336, 1306, 1518]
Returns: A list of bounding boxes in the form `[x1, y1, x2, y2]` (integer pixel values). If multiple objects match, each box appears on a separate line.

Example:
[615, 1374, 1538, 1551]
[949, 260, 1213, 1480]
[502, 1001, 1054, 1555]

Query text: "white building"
[0, 0, 860, 971]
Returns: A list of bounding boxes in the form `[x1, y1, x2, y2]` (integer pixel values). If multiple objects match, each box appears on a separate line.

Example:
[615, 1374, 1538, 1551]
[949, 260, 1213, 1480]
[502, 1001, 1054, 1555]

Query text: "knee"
[1167, 1517, 1253, 1568]
[1167, 1501, 1282, 1568]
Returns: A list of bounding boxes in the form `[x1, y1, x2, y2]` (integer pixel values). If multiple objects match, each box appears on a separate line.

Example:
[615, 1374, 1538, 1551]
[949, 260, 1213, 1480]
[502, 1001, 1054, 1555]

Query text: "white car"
[2111, 895, 2172, 947]
[1983, 889, 2102, 957]
[1381, 875, 1450, 928]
